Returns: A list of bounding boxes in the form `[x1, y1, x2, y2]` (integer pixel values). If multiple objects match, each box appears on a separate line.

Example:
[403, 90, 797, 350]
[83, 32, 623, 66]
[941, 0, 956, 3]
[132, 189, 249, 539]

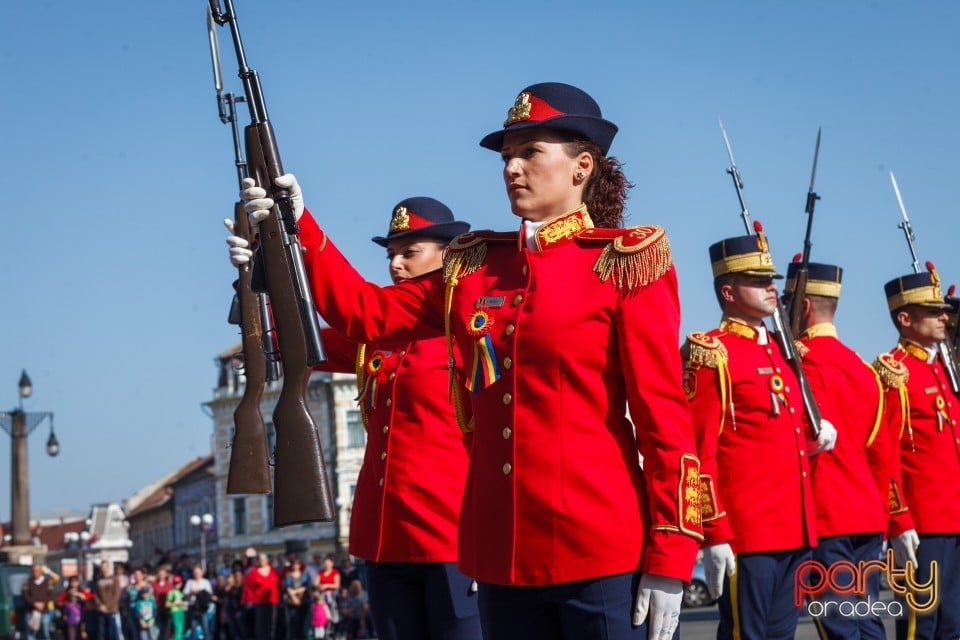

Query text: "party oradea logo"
[794, 548, 938, 618]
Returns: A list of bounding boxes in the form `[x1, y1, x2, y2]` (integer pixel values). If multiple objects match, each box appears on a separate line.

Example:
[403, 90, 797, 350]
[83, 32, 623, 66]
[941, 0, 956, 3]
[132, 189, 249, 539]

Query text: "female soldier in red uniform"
[232, 82, 701, 640]
[230, 198, 480, 640]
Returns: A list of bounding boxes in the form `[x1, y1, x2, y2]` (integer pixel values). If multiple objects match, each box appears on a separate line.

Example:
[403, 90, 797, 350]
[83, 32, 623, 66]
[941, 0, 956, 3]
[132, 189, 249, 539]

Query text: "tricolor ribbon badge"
[768, 374, 788, 415]
[356, 350, 390, 410]
[465, 310, 500, 392]
[935, 395, 949, 432]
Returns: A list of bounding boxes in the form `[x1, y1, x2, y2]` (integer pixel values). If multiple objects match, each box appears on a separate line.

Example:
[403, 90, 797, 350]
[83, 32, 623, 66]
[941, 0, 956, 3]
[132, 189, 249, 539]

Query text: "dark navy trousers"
[364, 561, 481, 640]
[718, 548, 811, 640]
[808, 533, 886, 640]
[477, 572, 679, 640]
[895, 533, 960, 640]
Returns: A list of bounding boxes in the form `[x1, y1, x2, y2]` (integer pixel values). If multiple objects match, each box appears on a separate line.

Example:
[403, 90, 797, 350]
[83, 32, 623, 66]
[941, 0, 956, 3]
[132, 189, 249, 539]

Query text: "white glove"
[701, 543, 736, 600]
[224, 219, 253, 267]
[633, 574, 682, 640]
[240, 173, 304, 225]
[891, 529, 920, 568]
[811, 418, 837, 455]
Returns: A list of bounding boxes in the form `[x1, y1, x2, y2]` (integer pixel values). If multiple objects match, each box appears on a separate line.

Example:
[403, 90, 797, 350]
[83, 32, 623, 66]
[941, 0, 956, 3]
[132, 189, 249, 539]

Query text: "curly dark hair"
[562, 139, 633, 228]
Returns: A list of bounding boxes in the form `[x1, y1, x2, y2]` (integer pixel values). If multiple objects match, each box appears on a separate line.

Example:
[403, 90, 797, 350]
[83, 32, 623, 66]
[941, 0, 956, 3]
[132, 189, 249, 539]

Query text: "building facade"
[170, 457, 218, 569]
[206, 343, 363, 560]
[126, 456, 213, 569]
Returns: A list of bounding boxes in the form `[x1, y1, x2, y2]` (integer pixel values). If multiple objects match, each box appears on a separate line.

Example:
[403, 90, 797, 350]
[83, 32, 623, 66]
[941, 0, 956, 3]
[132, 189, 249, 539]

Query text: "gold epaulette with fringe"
[682, 332, 727, 369]
[579, 225, 672, 291]
[442, 231, 515, 284]
[873, 352, 909, 389]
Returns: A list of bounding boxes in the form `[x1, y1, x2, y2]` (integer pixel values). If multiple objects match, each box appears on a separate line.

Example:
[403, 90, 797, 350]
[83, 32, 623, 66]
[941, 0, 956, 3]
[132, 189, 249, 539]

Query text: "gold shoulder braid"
[873, 352, 908, 389]
[584, 225, 672, 291]
[682, 332, 727, 369]
[443, 233, 487, 284]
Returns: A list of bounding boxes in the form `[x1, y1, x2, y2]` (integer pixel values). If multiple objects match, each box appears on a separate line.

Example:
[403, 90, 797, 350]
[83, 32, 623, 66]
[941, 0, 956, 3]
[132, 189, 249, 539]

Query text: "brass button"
[785, 387, 791, 393]
[513, 294, 523, 305]
[386, 398, 392, 407]
[789, 407, 795, 413]
[502, 427, 512, 439]
[378, 478, 384, 487]
[505, 324, 515, 336]
[399, 350, 406, 357]
[502, 463, 512, 475]
[799, 450, 806, 457]
[522, 265, 528, 276]
[503, 357, 513, 369]
[801, 471, 807, 478]
[382, 426, 389, 434]
[380, 452, 387, 461]
[389, 372, 396, 381]
[503, 393, 513, 405]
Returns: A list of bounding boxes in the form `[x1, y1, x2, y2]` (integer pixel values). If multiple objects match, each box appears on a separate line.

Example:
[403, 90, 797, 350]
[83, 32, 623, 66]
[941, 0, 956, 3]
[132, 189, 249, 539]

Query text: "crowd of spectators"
[20, 550, 374, 640]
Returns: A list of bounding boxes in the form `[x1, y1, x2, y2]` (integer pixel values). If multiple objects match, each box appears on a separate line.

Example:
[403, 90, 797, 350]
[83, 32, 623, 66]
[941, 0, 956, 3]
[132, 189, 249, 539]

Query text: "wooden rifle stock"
[245, 121, 335, 525]
[227, 200, 272, 495]
[788, 269, 809, 337]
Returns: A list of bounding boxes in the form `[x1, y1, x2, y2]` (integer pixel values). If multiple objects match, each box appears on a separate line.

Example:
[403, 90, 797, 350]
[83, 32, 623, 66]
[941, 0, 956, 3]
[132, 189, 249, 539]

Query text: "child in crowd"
[60, 577, 86, 640]
[166, 575, 187, 640]
[136, 586, 158, 640]
[309, 587, 329, 639]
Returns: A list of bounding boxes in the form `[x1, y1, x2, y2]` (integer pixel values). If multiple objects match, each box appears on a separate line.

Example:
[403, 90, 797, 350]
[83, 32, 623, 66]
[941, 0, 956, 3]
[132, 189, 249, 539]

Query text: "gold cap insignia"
[389, 205, 410, 233]
[504, 92, 532, 126]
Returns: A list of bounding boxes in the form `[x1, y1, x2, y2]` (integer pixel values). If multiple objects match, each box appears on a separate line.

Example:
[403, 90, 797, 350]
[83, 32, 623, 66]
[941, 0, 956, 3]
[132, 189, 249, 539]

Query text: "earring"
[575, 171, 584, 181]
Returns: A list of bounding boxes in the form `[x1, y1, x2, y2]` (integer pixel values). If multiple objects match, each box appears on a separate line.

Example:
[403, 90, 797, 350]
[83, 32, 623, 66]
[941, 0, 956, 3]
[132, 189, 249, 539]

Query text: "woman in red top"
[241, 554, 280, 640]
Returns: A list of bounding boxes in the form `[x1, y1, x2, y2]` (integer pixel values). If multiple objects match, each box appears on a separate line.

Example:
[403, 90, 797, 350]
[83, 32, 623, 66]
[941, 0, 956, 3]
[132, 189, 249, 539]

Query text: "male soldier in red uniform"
[874, 264, 960, 640]
[234, 82, 702, 639]
[784, 261, 889, 640]
[683, 230, 835, 640]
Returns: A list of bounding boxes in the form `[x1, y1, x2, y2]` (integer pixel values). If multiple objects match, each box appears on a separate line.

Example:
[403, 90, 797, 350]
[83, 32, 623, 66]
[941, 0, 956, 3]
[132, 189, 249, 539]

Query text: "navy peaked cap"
[709, 234, 783, 279]
[371, 196, 470, 247]
[480, 82, 619, 155]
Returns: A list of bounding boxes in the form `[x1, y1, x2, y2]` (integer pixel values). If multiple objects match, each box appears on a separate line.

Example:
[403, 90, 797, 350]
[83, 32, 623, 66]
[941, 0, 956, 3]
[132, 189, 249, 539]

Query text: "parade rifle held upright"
[208, 0, 335, 525]
[208, 7, 278, 496]
[889, 172, 960, 396]
[718, 119, 822, 437]
[786, 129, 822, 337]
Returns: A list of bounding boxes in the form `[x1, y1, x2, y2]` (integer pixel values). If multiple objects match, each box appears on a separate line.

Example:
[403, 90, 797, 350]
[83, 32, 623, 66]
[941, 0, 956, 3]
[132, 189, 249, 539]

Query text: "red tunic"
[241, 567, 280, 605]
[684, 319, 817, 553]
[316, 328, 469, 562]
[798, 324, 888, 537]
[298, 206, 701, 586]
[876, 341, 960, 536]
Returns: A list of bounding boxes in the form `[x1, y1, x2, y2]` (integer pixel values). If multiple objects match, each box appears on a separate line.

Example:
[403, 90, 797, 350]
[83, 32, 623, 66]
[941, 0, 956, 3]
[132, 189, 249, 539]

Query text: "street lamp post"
[190, 513, 214, 573]
[0, 370, 58, 548]
[63, 529, 92, 583]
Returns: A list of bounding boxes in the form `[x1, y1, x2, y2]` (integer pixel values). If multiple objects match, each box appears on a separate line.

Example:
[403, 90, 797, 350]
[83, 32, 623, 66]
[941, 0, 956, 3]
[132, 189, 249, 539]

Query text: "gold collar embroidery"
[899, 340, 932, 363]
[530, 204, 594, 251]
[720, 317, 760, 341]
[802, 322, 838, 340]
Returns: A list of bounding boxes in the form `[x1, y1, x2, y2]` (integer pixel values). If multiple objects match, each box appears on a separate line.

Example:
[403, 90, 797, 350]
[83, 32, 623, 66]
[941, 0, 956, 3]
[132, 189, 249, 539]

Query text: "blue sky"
[1, 1, 958, 518]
